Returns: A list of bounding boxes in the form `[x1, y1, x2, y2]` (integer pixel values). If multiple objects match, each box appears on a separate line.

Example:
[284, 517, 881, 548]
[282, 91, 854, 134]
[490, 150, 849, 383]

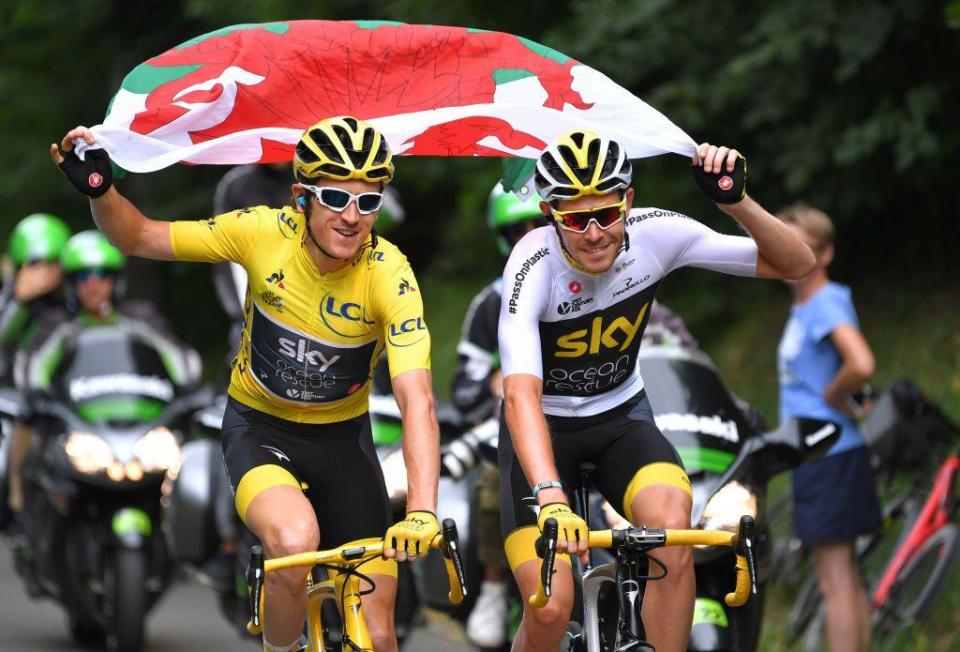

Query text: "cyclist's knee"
[524, 595, 573, 633]
[367, 619, 397, 652]
[262, 517, 320, 559]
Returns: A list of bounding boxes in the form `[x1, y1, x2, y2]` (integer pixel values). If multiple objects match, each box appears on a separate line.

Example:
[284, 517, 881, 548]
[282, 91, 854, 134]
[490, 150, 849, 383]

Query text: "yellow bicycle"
[531, 516, 757, 651]
[246, 518, 467, 652]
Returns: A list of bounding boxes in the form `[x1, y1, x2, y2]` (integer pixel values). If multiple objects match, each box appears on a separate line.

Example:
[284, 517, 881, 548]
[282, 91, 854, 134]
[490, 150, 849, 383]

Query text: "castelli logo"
[88, 172, 103, 188]
[718, 176, 733, 191]
[569, 280, 582, 294]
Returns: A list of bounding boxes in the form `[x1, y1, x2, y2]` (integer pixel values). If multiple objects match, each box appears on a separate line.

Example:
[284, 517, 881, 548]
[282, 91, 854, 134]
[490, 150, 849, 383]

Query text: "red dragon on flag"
[84, 21, 695, 173]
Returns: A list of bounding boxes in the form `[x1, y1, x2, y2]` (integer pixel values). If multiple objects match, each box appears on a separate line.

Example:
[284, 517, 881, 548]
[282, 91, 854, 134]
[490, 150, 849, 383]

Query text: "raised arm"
[694, 143, 815, 280]
[50, 126, 174, 260]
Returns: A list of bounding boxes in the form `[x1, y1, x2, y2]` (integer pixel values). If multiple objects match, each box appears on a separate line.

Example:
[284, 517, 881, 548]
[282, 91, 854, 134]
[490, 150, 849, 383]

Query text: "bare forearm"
[721, 196, 815, 278]
[824, 363, 872, 406]
[89, 188, 151, 255]
[505, 393, 565, 506]
[400, 396, 439, 513]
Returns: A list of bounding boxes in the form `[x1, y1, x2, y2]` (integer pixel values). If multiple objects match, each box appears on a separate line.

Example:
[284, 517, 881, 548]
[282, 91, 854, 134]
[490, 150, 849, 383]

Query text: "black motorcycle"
[0, 326, 208, 652]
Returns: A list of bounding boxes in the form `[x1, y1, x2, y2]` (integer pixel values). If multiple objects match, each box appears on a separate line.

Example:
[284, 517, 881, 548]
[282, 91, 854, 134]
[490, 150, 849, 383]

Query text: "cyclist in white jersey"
[498, 130, 815, 652]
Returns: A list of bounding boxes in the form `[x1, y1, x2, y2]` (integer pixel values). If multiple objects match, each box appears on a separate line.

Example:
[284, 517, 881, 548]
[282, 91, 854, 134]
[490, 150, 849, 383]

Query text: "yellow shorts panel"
[623, 462, 692, 523]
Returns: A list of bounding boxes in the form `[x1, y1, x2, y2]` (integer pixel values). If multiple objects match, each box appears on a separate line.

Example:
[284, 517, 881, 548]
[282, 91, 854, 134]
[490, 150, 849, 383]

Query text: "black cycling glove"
[58, 147, 113, 198]
[692, 154, 746, 204]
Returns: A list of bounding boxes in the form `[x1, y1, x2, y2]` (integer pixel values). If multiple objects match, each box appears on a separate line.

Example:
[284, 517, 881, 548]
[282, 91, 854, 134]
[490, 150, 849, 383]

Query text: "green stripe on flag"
[676, 447, 736, 474]
[493, 68, 536, 84]
[121, 64, 201, 95]
[355, 20, 406, 30]
[177, 22, 289, 49]
[517, 37, 570, 65]
[501, 159, 537, 193]
[77, 397, 165, 424]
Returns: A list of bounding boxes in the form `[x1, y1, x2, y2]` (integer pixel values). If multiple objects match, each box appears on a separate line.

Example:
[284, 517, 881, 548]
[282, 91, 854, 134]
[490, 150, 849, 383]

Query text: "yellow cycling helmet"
[535, 129, 632, 201]
[294, 116, 395, 184]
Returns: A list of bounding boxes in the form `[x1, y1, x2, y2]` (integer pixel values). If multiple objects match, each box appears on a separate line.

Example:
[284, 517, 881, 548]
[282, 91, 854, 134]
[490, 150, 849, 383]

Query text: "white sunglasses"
[298, 184, 383, 215]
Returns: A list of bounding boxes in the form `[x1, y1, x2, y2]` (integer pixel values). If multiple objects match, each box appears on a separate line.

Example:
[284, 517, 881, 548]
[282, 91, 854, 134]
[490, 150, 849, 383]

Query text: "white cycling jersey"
[498, 207, 759, 417]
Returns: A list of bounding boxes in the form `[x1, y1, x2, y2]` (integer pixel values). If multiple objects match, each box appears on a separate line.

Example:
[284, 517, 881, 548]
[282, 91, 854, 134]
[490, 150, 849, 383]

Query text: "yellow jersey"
[169, 205, 430, 423]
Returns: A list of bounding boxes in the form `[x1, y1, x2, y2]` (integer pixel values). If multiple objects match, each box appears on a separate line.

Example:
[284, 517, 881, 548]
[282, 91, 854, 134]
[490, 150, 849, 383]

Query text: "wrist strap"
[532, 480, 563, 499]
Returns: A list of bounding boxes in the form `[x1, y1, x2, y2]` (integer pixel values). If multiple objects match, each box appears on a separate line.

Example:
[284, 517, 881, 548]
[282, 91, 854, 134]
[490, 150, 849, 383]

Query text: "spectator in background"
[776, 204, 881, 652]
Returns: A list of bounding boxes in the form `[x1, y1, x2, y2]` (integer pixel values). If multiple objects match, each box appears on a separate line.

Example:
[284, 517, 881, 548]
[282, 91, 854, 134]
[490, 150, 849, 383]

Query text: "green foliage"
[1, 0, 956, 382]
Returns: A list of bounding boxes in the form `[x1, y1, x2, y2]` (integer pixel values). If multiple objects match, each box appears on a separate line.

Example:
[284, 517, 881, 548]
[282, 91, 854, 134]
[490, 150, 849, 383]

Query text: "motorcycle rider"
[1, 213, 71, 528]
[52, 117, 442, 652]
[449, 183, 547, 648]
[11, 230, 199, 593]
[498, 131, 815, 652]
[17, 230, 200, 397]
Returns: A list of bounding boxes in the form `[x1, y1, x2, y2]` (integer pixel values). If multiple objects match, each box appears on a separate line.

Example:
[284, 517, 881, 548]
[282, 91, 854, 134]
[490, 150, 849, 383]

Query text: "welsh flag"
[83, 20, 696, 180]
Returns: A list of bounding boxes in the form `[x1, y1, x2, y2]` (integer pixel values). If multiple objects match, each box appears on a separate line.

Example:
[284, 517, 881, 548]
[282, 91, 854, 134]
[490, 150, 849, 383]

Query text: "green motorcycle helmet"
[487, 183, 546, 255]
[8, 213, 72, 266]
[60, 230, 125, 275]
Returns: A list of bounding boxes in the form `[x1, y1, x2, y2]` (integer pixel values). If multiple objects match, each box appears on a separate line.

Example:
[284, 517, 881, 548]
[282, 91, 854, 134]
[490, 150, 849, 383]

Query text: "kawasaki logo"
[69, 374, 174, 402]
[278, 337, 340, 371]
[804, 423, 837, 448]
[554, 303, 648, 358]
[655, 413, 740, 443]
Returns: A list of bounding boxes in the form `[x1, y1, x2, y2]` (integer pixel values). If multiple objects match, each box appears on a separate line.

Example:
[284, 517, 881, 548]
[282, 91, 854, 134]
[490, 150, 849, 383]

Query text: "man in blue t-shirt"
[777, 204, 881, 652]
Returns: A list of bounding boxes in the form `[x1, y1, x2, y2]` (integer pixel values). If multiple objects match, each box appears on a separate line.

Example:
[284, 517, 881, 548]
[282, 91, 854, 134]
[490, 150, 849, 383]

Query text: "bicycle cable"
[633, 551, 668, 582]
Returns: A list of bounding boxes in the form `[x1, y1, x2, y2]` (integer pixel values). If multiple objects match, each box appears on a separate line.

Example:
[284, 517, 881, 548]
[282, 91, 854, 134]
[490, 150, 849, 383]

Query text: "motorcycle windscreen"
[637, 349, 753, 477]
[51, 326, 176, 427]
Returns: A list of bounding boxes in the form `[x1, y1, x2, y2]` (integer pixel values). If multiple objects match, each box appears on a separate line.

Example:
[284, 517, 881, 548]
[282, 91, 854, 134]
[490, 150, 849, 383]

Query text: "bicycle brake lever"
[738, 516, 758, 596]
[246, 545, 265, 632]
[530, 518, 559, 607]
[441, 518, 468, 602]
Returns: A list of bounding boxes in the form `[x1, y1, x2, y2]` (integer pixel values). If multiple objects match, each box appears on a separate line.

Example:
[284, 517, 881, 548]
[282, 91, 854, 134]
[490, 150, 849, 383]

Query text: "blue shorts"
[791, 445, 882, 547]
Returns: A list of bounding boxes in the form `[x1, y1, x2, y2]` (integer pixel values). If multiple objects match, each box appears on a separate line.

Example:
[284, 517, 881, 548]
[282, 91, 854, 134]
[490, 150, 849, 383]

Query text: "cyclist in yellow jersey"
[51, 117, 441, 652]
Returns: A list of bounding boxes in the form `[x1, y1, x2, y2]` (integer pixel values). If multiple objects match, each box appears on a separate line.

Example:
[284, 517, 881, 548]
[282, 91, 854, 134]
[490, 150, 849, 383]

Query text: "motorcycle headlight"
[380, 449, 408, 503]
[65, 432, 115, 474]
[699, 481, 758, 533]
[134, 427, 182, 473]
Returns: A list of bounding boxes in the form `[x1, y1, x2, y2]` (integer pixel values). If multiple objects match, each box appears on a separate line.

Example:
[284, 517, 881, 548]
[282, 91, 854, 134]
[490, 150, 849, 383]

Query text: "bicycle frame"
[872, 453, 960, 608]
[246, 520, 467, 652]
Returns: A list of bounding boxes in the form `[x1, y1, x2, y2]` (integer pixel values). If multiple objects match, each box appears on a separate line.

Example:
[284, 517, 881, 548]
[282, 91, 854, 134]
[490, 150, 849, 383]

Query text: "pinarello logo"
[569, 281, 582, 294]
[88, 172, 103, 188]
[718, 176, 733, 191]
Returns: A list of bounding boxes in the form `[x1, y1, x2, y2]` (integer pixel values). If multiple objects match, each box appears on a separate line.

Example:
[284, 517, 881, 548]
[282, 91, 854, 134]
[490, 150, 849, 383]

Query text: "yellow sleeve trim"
[623, 462, 692, 523]
[504, 525, 572, 572]
[235, 464, 301, 524]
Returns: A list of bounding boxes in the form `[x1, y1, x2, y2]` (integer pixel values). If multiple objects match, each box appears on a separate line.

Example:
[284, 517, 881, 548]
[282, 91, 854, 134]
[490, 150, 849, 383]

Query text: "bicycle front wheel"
[876, 523, 960, 635]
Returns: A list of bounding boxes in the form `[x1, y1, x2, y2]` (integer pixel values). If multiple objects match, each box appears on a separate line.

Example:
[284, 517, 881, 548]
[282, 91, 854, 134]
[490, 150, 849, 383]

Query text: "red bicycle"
[789, 380, 960, 649]
[870, 451, 960, 634]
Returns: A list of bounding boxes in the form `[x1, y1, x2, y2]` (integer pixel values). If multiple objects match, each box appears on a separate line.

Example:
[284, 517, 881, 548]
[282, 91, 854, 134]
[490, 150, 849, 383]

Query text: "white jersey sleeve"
[634, 211, 758, 277]
[497, 233, 553, 380]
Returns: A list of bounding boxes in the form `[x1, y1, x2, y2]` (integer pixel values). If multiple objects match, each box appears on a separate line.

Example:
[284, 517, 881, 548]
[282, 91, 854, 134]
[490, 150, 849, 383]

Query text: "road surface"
[0, 541, 471, 651]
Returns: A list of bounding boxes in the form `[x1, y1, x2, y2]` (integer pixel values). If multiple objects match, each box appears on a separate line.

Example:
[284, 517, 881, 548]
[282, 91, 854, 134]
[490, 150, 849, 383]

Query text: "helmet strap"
[304, 217, 340, 260]
[303, 205, 379, 261]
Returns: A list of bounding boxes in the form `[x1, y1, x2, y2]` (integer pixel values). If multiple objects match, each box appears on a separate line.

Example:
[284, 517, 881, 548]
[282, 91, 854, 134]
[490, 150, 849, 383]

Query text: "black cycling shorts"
[499, 390, 691, 570]
[221, 397, 392, 553]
